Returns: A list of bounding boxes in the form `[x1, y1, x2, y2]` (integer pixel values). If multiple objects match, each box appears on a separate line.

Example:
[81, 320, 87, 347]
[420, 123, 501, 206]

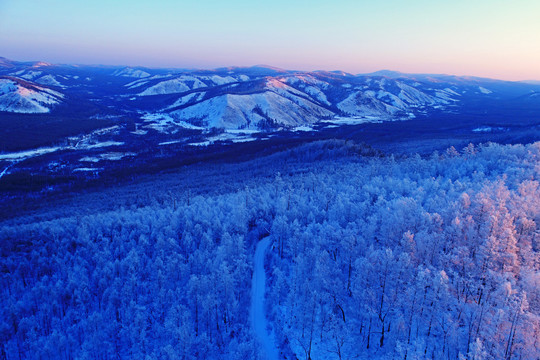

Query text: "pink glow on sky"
[1, 0, 539, 81]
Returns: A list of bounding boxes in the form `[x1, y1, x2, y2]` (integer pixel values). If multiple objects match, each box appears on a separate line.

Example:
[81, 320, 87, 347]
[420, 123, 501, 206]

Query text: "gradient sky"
[1, 0, 539, 80]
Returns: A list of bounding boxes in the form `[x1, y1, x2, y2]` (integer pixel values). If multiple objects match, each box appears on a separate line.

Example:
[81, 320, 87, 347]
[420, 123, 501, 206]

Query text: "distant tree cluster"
[1, 140, 539, 359]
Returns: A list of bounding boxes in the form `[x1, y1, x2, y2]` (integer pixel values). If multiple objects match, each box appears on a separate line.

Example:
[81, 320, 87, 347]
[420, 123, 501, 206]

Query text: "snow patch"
[226, 129, 261, 134]
[0, 146, 62, 161]
[322, 116, 382, 125]
[142, 113, 205, 133]
[131, 129, 148, 135]
[20, 71, 42, 80]
[444, 87, 461, 96]
[158, 140, 184, 146]
[472, 126, 505, 133]
[126, 80, 149, 89]
[82, 141, 124, 149]
[292, 126, 313, 132]
[202, 75, 237, 85]
[304, 85, 331, 105]
[80, 152, 135, 162]
[478, 86, 493, 94]
[188, 141, 211, 147]
[73, 167, 103, 172]
[185, 132, 256, 147]
[164, 91, 206, 110]
[113, 67, 150, 78]
[139, 76, 206, 96]
[36, 75, 64, 88]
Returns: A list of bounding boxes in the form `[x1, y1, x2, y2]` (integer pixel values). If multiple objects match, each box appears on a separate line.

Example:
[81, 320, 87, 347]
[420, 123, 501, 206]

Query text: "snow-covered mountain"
[131, 72, 464, 130]
[169, 90, 334, 129]
[118, 68, 540, 131]
[1, 57, 539, 132]
[0, 76, 63, 113]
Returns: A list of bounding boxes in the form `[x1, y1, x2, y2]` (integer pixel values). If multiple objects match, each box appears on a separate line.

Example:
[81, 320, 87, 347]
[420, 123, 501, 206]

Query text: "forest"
[1, 140, 539, 359]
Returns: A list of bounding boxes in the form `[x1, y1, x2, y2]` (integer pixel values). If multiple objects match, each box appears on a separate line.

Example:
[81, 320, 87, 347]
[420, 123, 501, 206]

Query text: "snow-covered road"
[251, 237, 279, 360]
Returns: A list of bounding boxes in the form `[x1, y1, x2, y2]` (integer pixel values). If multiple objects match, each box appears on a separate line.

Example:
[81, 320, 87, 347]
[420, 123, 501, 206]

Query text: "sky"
[1, 0, 539, 81]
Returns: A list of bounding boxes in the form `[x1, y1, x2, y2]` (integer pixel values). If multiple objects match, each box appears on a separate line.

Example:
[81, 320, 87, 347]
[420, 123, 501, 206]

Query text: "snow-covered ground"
[251, 237, 279, 360]
[79, 152, 135, 162]
[113, 67, 150, 78]
[225, 129, 261, 134]
[163, 91, 206, 110]
[0, 162, 17, 180]
[131, 129, 148, 135]
[321, 116, 383, 126]
[292, 126, 314, 132]
[81, 141, 124, 149]
[186, 132, 256, 147]
[478, 86, 493, 94]
[0, 141, 124, 162]
[19, 71, 42, 80]
[0, 146, 63, 161]
[158, 140, 184, 146]
[472, 126, 506, 132]
[142, 113, 205, 133]
[35, 75, 64, 88]
[138, 76, 206, 96]
[187, 141, 211, 147]
[73, 167, 103, 172]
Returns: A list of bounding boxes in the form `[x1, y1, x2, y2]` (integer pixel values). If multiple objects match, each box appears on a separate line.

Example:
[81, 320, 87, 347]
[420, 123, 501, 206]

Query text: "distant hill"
[0, 57, 538, 158]
[1, 58, 539, 132]
[521, 80, 540, 85]
[0, 76, 63, 113]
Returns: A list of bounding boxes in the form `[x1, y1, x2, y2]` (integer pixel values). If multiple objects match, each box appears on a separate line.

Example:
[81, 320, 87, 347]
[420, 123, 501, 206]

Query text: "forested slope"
[1, 140, 539, 359]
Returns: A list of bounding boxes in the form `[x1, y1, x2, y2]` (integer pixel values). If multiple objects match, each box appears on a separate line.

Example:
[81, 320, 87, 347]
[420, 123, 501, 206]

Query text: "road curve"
[251, 236, 279, 360]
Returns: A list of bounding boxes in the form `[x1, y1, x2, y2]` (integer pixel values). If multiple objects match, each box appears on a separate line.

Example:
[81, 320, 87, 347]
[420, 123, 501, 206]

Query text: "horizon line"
[2, 56, 539, 83]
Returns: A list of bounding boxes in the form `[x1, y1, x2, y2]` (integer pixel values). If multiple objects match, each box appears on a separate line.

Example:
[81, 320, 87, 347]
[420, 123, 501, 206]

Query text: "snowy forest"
[1, 140, 539, 359]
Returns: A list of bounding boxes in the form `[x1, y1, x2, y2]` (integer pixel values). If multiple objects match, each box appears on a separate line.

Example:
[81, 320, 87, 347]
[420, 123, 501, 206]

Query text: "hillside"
[0, 76, 63, 113]
[1, 58, 539, 134]
[0, 58, 538, 189]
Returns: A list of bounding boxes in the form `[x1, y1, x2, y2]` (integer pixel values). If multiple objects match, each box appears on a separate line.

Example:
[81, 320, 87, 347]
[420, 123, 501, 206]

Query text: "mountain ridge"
[1, 56, 539, 135]
[3, 57, 539, 82]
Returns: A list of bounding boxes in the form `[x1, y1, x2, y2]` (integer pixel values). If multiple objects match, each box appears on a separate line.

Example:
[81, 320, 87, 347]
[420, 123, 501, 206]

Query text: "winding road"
[251, 237, 279, 360]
